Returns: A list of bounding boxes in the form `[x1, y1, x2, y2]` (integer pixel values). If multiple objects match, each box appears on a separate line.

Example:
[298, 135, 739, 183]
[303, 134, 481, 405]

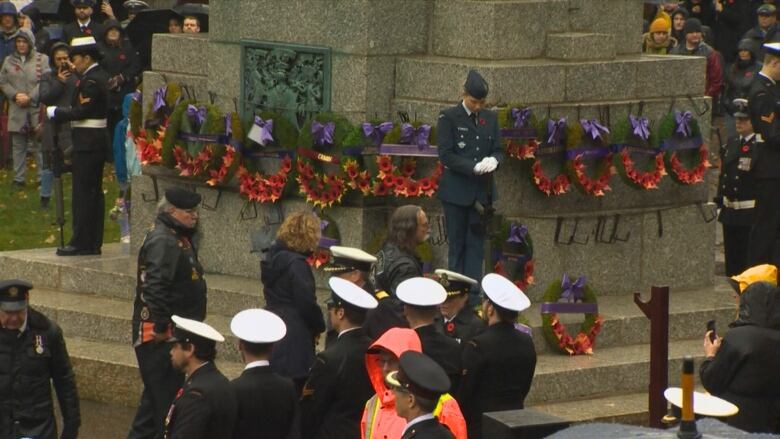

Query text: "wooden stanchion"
[634, 286, 670, 428]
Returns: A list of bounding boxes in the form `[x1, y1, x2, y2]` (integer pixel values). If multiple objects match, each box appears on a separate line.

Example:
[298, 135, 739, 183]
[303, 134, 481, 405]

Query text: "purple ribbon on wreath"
[560, 273, 586, 302]
[312, 121, 335, 146]
[630, 115, 650, 141]
[507, 223, 528, 244]
[580, 119, 610, 141]
[511, 107, 532, 128]
[253, 116, 274, 146]
[547, 118, 566, 146]
[224, 114, 232, 137]
[186, 105, 206, 130]
[675, 111, 693, 137]
[400, 123, 432, 149]
[152, 86, 167, 113]
[318, 219, 339, 248]
[362, 122, 393, 146]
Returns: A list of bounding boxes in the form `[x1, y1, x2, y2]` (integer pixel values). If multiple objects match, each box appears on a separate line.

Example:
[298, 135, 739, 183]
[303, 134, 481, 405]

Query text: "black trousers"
[723, 223, 751, 276]
[441, 201, 484, 302]
[128, 341, 184, 439]
[748, 179, 780, 266]
[69, 148, 105, 251]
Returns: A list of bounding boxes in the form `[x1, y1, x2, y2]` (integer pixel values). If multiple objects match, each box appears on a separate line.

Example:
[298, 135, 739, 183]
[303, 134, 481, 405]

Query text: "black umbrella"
[21, 0, 74, 22]
[172, 3, 208, 32]
[125, 8, 181, 47]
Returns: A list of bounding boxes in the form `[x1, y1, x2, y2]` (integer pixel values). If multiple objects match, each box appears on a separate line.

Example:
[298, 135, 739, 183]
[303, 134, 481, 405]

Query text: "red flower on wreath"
[668, 145, 711, 185]
[571, 153, 615, 197]
[306, 248, 330, 268]
[173, 145, 213, 177]
[620, 150, 666, 190]
[373, 155, 443, 198]
[134, 126, 165, 165]
[206, 145, 236, 186]
[506, 138, 539, 160]
[237, 156, 292, 203]
[296, 158, 347, 209]
[549, 314, 604, 355]
[377, 156, 393, 174]
[531, 160, 570, 196]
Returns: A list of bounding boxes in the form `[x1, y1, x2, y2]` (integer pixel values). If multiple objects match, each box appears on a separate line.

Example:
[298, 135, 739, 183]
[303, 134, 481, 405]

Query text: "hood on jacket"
[365, 327, 421, 404]
[260, 239, 307, 287]
[13, 28, 35, 54]
[737, 38, 757, 61]
[643, 32, 677, 50]
[731, 281, 780, 329]
[47, 41, 69, 68]
[122, 92, 134, 117]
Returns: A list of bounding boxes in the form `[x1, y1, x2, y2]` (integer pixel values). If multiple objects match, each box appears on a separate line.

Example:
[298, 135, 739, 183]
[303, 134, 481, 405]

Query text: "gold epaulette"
[375, 290, 389, 300]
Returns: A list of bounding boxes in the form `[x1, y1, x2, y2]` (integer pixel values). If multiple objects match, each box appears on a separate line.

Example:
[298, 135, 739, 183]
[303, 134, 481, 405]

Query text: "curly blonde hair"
[277, 210, 321, 253]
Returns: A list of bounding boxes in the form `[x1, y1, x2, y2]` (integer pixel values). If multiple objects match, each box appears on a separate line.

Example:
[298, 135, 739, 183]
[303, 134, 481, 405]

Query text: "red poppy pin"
[85, 29, 92, 35]
[479, 118, 486, 126]
[75, 80, 80, 87]
[742, 145, 750, 153]
[119, 53, 126, 61]
[446, 322, 455, 333]
[175, 388, 183, 399]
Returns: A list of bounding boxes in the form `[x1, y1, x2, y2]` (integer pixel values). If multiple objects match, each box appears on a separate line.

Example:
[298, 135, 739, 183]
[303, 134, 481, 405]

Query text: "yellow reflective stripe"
[365, 395, 380, 438]
[375, 291, 389, 300]
[433, 393, 454, 418]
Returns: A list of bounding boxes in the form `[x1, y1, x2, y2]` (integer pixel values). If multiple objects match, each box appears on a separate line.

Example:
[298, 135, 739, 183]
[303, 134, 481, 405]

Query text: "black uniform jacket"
[700, 282, 780, 433]
[365, 242, 420, 340]
[748, 72, 780, 180]
[436, 103, 505, 207]
[300, 329, 374, 439]
[401, 418, 456, 439]
[164, 362, 237, 439]
[415, 324, 462, 393]
[717, 134, 757, 226]
[438, 306, 486, 345]
[458, 321, 537, 438]
[231, 364, 300, 439]
[63, 20, 104, 44]
[51, 63, 109, 152]
[0, 308, 80, 439]
[133, 213, 207, 344]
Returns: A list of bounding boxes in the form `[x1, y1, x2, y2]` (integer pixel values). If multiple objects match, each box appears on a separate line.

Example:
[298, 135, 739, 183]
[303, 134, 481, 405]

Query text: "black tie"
[469, 113, 477, 126]
[81, 25, 87, 33]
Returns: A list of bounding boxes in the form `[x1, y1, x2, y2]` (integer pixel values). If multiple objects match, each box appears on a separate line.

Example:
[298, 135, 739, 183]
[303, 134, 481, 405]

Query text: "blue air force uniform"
[436, 70, 504, 297]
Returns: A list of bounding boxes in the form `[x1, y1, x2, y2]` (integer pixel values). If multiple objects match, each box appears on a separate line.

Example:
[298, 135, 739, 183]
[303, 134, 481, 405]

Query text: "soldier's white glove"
[473, 162, 486, 175]
[481, 156, 498, 173]
[46, 106, 57, 119]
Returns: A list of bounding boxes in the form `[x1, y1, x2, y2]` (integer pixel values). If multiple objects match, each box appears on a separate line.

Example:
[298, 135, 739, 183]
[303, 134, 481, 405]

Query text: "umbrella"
[125, 8, 181, 47]
[21, 0, 74, 22]
[172, 3, 208, 32]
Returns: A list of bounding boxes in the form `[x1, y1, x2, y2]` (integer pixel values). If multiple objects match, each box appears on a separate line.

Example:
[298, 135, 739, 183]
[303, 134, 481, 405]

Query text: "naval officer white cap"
[481, 273, 531, 312]
[396, 277, 447, 307]
[230, 309, 287, 344]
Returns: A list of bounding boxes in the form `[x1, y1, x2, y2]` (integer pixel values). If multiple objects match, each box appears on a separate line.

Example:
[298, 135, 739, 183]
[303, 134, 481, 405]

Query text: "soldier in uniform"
[747, 42, 780, 266]
[300, 277, 378, 438]
[458, 273, 537, 439]
[46, 36, 108, 256]
[128, 187, 207, 439]
[397, 277, 462, 394]
[322, 245, 376, 347]
[164, 315, 237, 439]
[716, 99, 758, 276]
[230, 309, 300, 439]
[0, 279, 80, 439]
[386, 351, 455, 439]
[436, 69, 505, 303]
[435, 269, 486, 344]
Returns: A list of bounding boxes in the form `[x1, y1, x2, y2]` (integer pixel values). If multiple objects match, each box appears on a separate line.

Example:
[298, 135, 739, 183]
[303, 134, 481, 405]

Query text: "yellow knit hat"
[729, 264, 777, 294]
[650, 17, 670, 34]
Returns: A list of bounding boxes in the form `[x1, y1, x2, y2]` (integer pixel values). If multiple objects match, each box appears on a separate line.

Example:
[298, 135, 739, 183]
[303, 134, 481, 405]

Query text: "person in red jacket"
[671, 18, 724, 104]
[361, 327, 467, 439]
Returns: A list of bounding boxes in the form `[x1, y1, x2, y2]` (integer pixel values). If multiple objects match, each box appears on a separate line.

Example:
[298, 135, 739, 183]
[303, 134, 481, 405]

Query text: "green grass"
[0, 159, 121, 251]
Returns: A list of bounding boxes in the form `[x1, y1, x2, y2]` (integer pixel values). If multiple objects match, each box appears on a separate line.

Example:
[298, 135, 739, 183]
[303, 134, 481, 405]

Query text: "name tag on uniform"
[457, 141, 466, 149]
[738, 157, 752, 171]
[457, 127, 468, 132]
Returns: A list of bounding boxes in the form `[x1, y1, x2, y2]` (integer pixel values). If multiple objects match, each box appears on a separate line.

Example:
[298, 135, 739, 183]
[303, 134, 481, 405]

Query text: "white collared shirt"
[461, 100, 472, 117]
[78, 19, 91, 28]
[759, 71, 776, 85]
[244, 360, 270, 370]
[83, 63, 98, 75]
[401, 413, 436, 436]
[338, 327, 360, 338]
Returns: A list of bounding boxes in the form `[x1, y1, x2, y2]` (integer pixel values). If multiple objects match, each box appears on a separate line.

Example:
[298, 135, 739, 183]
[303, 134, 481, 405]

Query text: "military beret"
[434, 269, 477, 296]
[386, 351, 450, 400]
[0, 279, 32, 312]
[324, 246, 377, 274]
[464, 69, 489, 100]
[165, 187, 201, 209]
[758, 4, 776, 15]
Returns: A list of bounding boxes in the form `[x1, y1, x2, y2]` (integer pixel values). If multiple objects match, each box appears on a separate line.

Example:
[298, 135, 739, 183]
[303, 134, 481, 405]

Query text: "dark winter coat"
[742, 24, 780, 60]
[700, 282, 780, 433]
[39, 69, 77, 158]
[714, 0, 754, 64]
[364, 242, 420, 340]
[97, 31, 140, 110]
[723, 47, 761, 116]
[438, 306, 486, 345]
[716, 133, 757, 227]
[0, 308, 80, 439]
[231, 365, 300, 439]
[670, 42, 724, 100]
[132, 213, 207, 344]
[262, 240, 325, 380]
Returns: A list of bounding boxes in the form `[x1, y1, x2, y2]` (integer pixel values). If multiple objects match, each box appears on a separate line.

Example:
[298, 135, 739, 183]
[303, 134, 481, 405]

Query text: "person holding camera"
[436, 70, 504, 304]
[0, 28, 50, 201]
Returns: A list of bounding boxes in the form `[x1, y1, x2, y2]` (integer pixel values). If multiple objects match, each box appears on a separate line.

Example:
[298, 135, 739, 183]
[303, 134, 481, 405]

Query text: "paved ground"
[57, 399, 136, 439]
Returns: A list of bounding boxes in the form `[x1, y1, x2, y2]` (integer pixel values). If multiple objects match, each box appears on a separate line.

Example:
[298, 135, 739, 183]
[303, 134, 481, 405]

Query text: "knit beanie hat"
[683, 18, 703, 35]
[650, 18, 670, 34]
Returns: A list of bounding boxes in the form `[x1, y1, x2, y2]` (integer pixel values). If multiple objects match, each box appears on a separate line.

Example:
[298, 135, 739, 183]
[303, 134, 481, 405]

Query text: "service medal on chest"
[457, 141, 466, 149]
[35, 335, 44, 354]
